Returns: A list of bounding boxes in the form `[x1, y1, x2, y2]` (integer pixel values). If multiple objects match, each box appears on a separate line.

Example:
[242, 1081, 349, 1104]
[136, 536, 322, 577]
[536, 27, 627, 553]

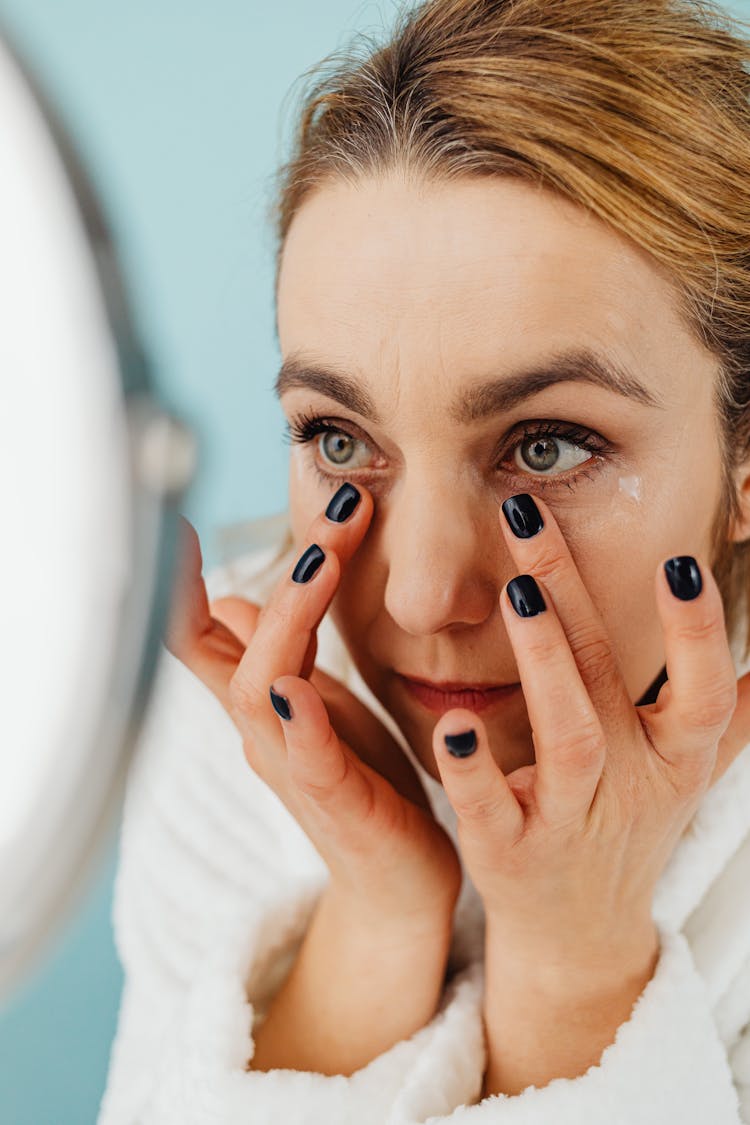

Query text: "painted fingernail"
[664, 556, 702, 601]
[325, 482, 361, 523]
[292, 543, 325, 583]
[507, 574, 547, 617]
[445, 729, 477, 757]
[270, 685, 292, 720]
[502, 494, 544, 538]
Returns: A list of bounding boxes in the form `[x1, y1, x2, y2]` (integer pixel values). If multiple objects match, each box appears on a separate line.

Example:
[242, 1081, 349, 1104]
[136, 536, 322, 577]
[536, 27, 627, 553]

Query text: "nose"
[381, 477, 508, 635]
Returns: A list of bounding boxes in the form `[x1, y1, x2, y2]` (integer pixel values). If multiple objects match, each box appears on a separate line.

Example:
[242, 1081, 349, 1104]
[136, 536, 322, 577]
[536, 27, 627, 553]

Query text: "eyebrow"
[273, 347, 665, 425]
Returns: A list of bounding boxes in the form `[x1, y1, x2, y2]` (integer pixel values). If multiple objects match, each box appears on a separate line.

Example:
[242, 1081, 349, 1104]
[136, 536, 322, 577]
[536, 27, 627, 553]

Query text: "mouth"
[395, 673, 522, 715]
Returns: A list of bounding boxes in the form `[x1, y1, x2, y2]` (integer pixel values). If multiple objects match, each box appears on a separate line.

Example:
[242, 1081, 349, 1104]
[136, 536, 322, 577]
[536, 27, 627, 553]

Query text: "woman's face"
[275, 173, 732, 782]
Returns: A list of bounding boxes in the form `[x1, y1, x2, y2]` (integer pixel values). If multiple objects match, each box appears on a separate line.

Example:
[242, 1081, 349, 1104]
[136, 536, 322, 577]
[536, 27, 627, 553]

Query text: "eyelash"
[282, 409, 616, 494]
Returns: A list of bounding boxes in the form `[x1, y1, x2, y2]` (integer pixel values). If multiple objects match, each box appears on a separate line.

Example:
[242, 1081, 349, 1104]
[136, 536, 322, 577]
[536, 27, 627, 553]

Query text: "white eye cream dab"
[618, 474, 643, 502]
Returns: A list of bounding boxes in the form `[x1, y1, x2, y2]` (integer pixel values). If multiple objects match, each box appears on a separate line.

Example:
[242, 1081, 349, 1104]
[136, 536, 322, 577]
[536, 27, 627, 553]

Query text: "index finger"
[499, 493, 635, 753]
[228, 483, 373, 721]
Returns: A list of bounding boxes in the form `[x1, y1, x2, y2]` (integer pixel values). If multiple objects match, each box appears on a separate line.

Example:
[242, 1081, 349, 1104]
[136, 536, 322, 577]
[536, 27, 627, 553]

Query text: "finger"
[164, 519, 249, 699]
[228, 483, 373, 731]
[268, 673, 383, 839]
[209, 596, 261, 646]
[209, 596, 317, 677]
[499, 494, 635, 753]
[227, 542, 339, 723]
[499, 573, 606, 825]
[300, 631, 318, 681]
[165, 515, 213, 656]
[309, 664, 433, 813]
[210, 594, 319, 679]
[431, 709, 524, 842]
[641, 555, 738, 785]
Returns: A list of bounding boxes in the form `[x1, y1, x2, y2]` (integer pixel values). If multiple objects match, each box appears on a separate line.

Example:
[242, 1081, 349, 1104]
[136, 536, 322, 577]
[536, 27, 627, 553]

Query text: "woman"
[99, 0, 750, 1120]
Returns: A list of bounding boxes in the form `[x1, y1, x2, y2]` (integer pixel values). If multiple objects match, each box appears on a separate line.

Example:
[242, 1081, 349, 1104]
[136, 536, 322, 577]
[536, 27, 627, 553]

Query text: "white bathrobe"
[97, 511, 750, 1124]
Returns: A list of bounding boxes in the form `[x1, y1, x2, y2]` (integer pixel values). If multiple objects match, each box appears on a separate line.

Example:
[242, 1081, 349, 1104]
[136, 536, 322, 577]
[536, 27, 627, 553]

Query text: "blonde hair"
[268, 0, 750, 660]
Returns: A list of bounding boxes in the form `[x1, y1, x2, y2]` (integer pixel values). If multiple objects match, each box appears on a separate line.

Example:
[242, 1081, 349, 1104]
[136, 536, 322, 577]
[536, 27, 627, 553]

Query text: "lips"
[396, 673, 521, 715]
[403, 674, 513, 691]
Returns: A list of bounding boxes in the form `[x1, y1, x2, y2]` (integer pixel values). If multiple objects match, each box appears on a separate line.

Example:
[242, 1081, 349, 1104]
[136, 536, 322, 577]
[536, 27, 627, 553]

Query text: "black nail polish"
[502, 494, 544, 538]
[445, 730, 477, 757]
[325, 482, 361, 523]
[292, 543, 325, 584]
[664, 556, 702, 601]
[507, 574, 547, 617]
[270, 686, 292, 720]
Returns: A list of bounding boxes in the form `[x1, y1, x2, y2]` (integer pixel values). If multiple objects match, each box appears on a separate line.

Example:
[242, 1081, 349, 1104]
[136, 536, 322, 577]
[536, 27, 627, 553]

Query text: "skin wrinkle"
[274, 346, 664, 426]
[275, 173, 750, 785]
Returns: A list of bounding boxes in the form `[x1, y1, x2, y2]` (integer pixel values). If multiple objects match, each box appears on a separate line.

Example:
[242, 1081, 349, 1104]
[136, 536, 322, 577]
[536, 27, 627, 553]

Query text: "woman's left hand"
[432, 492, 750, 974]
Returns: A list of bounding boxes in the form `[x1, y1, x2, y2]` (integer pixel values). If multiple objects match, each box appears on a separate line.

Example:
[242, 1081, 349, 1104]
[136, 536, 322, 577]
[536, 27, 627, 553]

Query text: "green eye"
[283, 411, 614, 493]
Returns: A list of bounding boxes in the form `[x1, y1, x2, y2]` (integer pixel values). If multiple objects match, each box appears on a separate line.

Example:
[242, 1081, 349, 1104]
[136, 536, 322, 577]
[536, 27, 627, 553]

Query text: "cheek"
[549, 455, 710, 570]
[329, 553, 381, 639]
[553, 492, 662, 639]
[555, 482, 705, 689]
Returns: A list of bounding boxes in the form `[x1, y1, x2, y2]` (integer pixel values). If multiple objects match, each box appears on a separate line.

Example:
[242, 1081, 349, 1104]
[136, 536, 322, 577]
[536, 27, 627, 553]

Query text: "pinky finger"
[165, 515, 211, 657]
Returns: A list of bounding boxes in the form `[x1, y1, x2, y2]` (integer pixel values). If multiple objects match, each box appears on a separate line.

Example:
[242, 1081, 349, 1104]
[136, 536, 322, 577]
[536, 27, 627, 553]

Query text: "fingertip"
[434, 709, 484, 761]
[662, 554, 704, 603]
[272, 674, 330, 736]
[433, 711, 519, 833]
[176, 514, 203, 572]
[444, 728, 478, 758]
[269, 681, 293, 721]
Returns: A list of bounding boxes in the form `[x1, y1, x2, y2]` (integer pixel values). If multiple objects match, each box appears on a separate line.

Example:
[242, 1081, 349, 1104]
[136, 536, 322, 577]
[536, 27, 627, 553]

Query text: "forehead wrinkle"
[274, 345, 665, 428]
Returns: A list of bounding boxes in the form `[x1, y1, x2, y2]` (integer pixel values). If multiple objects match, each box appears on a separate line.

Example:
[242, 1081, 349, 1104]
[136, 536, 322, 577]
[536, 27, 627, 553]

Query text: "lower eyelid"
[310, 453, 608, 493]
[307, 427, 611, 488]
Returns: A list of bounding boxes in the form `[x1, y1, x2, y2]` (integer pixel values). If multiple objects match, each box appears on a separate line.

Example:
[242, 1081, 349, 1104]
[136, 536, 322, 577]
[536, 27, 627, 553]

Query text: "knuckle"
[523, 632, 562, 669]
[684, 680, 737, 731]
[454, 790, 505, 825]
[568, 630, 618, 691]
[262, 596, 295, 632]
[533, 547, 570, 584]
[228, 674, 267, 720]
[292, 740, 351, 803]
[673, 610, 720, 645]
[666, 752, 714, 800]
[554, 723, 606, 774]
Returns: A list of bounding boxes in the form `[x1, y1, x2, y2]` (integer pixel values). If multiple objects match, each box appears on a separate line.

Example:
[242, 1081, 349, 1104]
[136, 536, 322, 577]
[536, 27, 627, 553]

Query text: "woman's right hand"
[164, 486, 462, 932]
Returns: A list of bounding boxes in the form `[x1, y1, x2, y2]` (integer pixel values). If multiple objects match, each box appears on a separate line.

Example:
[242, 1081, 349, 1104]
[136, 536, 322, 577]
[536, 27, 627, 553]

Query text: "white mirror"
[0, 27, 197, 1007]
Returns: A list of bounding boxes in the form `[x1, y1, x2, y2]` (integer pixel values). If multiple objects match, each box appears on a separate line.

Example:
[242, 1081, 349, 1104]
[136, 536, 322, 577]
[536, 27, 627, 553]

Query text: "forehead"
[276, 174, 698, 408]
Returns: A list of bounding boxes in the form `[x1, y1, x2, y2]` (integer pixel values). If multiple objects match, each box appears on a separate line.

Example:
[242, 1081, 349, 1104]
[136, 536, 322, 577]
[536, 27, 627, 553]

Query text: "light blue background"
[0, 1, 748, 1121]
